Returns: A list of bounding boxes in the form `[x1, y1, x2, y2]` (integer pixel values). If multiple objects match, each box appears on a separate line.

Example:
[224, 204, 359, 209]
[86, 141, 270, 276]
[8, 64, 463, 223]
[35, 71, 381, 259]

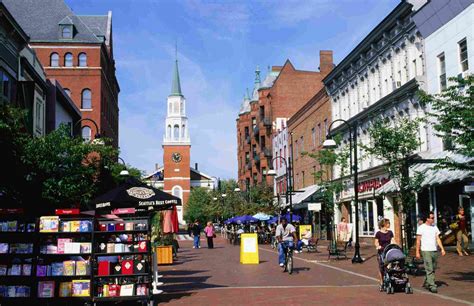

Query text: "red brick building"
[4, 0, 120, 147]
[236, 51, 333, 191]
[288, 88, 332, 191]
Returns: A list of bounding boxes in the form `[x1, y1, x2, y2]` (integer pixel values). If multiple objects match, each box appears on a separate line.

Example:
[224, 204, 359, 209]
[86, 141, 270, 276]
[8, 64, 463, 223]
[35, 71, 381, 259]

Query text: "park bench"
[328, 240, 349, 260]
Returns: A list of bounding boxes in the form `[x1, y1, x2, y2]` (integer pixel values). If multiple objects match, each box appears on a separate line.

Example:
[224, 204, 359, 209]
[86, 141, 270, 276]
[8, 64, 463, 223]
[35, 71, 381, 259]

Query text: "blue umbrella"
[282, 213, 302, 222]
[253, 213, 272, 221]
[224, 217, 236, 224]
[268, 216, 279, 224]
[234, 215, 259, 224]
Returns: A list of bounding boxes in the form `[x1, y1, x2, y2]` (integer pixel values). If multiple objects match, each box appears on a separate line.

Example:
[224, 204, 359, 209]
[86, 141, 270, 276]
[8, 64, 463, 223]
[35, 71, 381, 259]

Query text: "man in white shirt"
[275, 217, 297, 267]
[416, 211, 446, 293]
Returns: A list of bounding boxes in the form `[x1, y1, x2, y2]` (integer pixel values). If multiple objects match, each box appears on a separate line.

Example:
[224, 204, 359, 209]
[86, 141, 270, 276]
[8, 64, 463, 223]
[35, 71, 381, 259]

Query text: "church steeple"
[163, 52, 190, 145]
[170, 59, 183, 96]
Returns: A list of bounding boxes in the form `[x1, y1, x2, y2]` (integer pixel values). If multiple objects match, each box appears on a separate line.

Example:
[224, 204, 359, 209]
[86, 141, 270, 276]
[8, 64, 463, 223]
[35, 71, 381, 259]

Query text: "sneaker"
[279, 263, 284, 267]
[429, 287, 438, 293]
[193, 246, 196, 249]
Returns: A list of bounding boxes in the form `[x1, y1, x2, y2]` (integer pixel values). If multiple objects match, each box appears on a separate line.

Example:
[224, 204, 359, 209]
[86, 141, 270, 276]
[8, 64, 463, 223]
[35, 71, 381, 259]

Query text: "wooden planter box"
[156, 246, 173, 265]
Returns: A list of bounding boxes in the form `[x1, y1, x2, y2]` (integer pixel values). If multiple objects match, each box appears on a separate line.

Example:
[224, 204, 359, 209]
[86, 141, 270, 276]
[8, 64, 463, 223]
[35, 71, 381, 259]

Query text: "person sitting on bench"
[296, 229, 313, 252]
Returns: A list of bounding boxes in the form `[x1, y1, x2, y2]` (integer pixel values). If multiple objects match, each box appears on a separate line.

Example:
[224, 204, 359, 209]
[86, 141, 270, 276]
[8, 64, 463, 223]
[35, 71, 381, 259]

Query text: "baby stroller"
[381, 244, 413, 294]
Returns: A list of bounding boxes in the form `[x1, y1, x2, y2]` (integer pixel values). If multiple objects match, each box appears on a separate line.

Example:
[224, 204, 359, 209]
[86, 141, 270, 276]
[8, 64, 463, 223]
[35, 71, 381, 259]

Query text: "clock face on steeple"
[171, 152, 182, 163]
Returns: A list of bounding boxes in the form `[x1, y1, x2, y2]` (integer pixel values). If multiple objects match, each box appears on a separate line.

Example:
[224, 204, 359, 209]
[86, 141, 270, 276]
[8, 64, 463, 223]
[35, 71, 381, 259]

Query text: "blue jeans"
[193, 235, 200, 248]
[296, 240, 303, 251]
[278, 241, 294, 265]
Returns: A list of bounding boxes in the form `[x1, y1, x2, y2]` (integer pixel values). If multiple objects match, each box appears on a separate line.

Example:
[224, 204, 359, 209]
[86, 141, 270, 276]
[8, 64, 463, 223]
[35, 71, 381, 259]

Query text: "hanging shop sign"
[126, 187, 155, 199]
[308, 203, 322, 212]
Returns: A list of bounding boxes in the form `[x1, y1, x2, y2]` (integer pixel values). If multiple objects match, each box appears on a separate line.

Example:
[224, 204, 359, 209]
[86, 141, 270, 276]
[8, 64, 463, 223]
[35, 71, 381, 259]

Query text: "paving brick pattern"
[156, 237, 474, 305]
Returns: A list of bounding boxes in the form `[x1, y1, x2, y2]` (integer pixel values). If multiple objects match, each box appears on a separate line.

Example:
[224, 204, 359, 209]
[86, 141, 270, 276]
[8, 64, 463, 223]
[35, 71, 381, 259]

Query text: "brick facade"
[32, 43, 119, 147]
[287, 88, 332, 190]
[237, 51, 333, 190]
[163, 145, 191, 207]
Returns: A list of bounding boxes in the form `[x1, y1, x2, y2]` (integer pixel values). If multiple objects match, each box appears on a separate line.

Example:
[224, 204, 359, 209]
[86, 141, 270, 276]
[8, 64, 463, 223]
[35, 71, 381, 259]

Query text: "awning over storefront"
[376, 151, 472, 194]
[281, 184, 323, 210]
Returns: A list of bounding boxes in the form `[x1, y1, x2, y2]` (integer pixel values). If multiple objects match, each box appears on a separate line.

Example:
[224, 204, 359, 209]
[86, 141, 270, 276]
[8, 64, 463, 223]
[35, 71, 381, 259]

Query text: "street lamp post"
[323, 119, 363, 264]
[117, 157, 129, 176]
[267, 155, 293, 223]
[234, 179, 251, 203]
[74, 118, 101, 141]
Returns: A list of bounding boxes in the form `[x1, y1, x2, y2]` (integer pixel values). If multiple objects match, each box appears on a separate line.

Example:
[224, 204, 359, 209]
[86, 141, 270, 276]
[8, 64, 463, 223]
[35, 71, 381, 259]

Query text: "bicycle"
[280, 242, 294, 274]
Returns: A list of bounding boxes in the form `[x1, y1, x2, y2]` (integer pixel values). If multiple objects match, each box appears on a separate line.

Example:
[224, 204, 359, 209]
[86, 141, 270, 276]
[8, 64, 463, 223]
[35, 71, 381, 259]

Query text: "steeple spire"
[254, 65, 261, 86]
[170, 43, 183, 96]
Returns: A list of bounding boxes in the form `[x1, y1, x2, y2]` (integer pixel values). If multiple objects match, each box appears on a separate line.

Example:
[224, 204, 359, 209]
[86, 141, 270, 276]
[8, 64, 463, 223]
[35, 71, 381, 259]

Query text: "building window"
[318, 123, 322, 144]
[359, 200, 375, 236]
[172, 186, 183, 200]
[167, 125, 171, 138]
[50, 53, 59, 67]
[295, 140, 298, 159]
[81, 89, 92, 109]
[34, 97, 45, 136]
[459, 39, 469, 72]
[173, 124, 179, 140]
[61, 26, 73, 39]
[300, 136, 304, 152]
[181, 124, 185, 138]
[311, 127, 316, 148]
[64, 88, 71, 97]
[438, 53, 447, 91]
[0, 70, 11, 101]
[64, 53, 73, 67]
[323, 119, 328, 141]
[302, 171, 305, 187]
[78, 53, 87, 67]
[82, 126, 91, 142]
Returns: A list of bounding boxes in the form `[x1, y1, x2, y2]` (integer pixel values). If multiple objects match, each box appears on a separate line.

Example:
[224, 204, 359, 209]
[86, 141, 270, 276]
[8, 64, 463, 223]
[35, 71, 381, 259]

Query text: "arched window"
[64, 88, 71, 97]
[173, 124, 179, 140]
[181, 124, 185, 138]
[62, 26, 72, 39]
[81, 89, 91, 109]
[82, 126, 91, 142]
[172, 186, 182, 200]
[78, 53, 87, 67]
[50, 53, 59, 67]
[167, 125, 171, 138]
[64, 53, 73, 67]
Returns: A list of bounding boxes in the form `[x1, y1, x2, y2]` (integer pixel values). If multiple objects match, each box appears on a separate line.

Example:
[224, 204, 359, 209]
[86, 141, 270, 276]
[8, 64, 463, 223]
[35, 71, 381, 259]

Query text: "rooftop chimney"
[195, 163, 198, 171]
[155, 163, 160, 170]
[319, 50, 334, 75]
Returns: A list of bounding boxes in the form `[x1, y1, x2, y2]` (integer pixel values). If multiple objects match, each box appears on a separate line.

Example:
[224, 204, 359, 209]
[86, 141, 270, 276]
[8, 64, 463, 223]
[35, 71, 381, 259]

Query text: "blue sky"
[66, 0, 398, 179]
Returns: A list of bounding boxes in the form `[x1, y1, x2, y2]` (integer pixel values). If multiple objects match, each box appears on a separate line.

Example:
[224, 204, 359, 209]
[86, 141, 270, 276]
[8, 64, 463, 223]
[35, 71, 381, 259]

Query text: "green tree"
[361, 118, 424, 247]
[418, 75, 474, 170]
[22, 124, 118, 207]
[184, 187, 213, 223]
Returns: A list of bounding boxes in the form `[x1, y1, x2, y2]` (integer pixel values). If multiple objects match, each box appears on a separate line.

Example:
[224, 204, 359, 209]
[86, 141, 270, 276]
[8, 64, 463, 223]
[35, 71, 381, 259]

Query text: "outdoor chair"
[328, 240, 349, 260]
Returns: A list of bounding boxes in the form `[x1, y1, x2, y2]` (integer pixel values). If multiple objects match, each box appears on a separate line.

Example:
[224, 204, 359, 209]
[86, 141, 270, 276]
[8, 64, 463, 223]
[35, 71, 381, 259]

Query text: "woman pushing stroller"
[374, 219, 395, 291]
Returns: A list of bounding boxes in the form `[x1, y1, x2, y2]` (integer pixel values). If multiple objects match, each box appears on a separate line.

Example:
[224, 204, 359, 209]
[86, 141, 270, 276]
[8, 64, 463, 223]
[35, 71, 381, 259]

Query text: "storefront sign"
[126, 187, 155, 199]
[55, 209, 80, 215]
[340, 175, 389, 199]
[308, 203, 322, 212]
[112, 208, 136, 215]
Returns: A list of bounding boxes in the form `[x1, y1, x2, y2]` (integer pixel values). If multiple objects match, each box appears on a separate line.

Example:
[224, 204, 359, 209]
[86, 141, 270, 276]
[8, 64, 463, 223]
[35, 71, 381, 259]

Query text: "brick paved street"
[157, 237, 474, 305]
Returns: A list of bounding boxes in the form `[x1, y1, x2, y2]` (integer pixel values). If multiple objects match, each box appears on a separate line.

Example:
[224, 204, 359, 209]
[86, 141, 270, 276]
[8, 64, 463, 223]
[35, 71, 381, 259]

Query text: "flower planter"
[156, 245, 173, 265]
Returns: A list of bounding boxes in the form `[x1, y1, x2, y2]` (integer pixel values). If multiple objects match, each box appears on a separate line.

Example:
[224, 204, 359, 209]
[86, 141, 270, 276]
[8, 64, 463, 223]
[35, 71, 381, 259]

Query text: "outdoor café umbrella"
[224, 217, 236, 224]
[282, 213, 302, 222]
[253, 212, 272, 221]
[234, 215, 259, 224]
[87, 177, 181, 212]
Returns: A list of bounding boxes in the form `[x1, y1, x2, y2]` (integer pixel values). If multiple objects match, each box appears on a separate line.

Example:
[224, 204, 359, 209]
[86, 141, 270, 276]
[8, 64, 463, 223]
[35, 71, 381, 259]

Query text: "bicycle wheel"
[287, 253, 293, 274]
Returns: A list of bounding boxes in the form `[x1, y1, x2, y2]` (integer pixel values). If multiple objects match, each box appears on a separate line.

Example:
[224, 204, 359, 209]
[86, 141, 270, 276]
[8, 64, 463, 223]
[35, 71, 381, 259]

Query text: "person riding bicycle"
[275, 217, 298, 267]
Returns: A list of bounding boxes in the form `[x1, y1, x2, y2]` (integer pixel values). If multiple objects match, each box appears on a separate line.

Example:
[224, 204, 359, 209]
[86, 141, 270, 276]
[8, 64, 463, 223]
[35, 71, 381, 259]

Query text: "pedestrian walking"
[374, 218, 395, 290]
[337, 217, 349, 242]
[416, 211, 446, 293]
[204, 221, 215, 249]
[454, 207, 470, 256]
[192, 220, 201, 249]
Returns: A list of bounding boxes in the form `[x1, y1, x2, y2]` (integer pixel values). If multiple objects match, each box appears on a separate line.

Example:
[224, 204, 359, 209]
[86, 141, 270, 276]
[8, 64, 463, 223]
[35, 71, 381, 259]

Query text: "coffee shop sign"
[341, 176, 389, 198]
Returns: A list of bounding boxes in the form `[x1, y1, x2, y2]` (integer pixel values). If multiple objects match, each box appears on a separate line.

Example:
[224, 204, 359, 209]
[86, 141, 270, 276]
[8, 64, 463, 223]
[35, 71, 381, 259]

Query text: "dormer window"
[61, 25, 73, 39]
